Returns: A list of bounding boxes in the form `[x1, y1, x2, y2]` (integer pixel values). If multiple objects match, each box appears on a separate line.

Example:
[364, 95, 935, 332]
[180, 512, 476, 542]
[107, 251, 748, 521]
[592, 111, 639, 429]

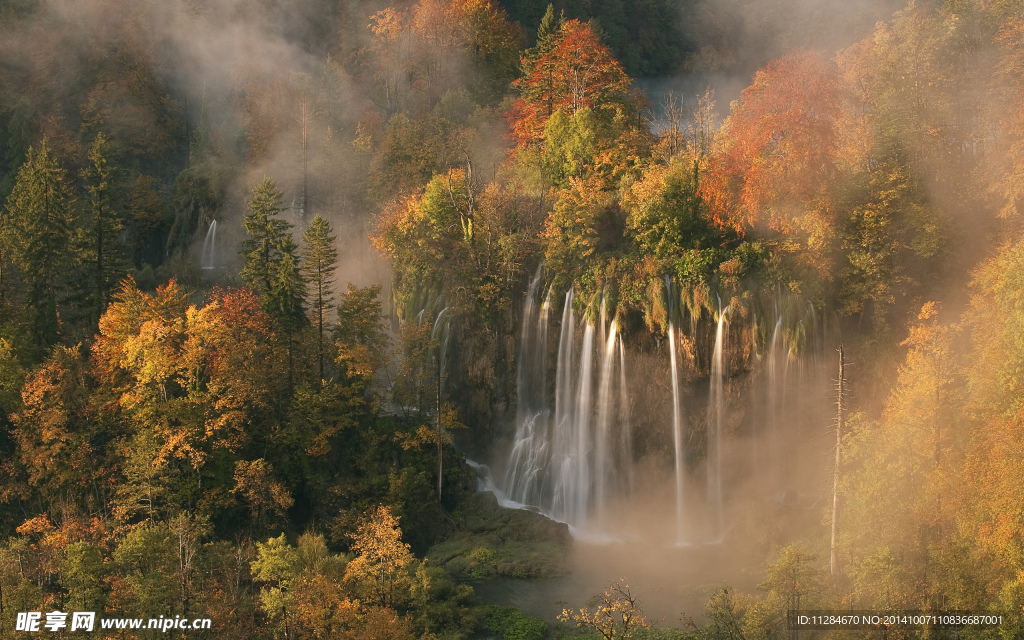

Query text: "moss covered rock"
[427, 491, 571, 579]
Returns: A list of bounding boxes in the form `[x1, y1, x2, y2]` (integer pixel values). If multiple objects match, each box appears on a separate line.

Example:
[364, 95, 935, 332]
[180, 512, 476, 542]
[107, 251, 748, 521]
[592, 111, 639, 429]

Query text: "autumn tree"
[842, 303, 965, 607]
[559, 579, 650, 639]
[181, 287, 282, 449]
[624, 154, 722, 263]
[366, 8, 412, 116]
[509, 19, 637, 150]
[334, 284, 389, 397]
[451, 0, 522, 104]
[701, 51, 850, 277]
[343, 505, 414, 609]
[10, 345, 97, 509]
[233, 459, 294, 533]
[838, 149, 943, 332]
[542, 175, 609, 289]
[961, 239, 1024, 575]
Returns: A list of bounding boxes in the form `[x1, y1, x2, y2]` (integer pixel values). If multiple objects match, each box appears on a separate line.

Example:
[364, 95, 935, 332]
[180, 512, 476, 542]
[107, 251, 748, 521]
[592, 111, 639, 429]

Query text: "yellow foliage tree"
[558, 579, 650, 639]
[343, 505, 414, 609]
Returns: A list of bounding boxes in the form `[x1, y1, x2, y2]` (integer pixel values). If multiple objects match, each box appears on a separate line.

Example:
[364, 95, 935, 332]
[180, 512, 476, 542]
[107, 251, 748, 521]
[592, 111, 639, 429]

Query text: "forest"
[1, 0, 1024, 637]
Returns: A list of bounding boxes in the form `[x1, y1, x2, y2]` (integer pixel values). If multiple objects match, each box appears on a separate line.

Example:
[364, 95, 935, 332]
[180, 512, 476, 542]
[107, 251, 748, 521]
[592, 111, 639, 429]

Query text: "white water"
[505, 269, 549, 505]
[506, 283, 635, 532]
[594, 319, 618, 530]
[707, 304, 729, 541]
[668, 320, 685, 544]
[501, 276, 835, 543]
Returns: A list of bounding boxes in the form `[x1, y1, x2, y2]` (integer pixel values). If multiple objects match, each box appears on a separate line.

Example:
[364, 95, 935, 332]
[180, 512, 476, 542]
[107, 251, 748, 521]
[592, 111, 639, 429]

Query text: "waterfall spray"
[506, 269, 549, 505]
[550, 290, 576, 521]
[618, 340, 634, 496]
[570, 322, 596, 527]
[708, 303, 729, 541]
[595, 319, 618, 530]
[666, 277, 686, 544]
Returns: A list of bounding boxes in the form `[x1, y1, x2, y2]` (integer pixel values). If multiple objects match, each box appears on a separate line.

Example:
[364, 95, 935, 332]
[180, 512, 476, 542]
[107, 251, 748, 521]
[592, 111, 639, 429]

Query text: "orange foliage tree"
[701, 51, 849, 242]
[509, 19, 636, 149]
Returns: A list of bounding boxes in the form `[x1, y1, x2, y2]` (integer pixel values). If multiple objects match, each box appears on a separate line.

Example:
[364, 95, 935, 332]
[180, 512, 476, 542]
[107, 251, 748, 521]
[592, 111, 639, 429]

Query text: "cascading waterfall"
[505, 269, 549, 505]
[708, 304, 729, 540]
[506, 284, 634, 532]
[201, 220, 218, 270]
[549, 289, 576, 520]
[500, 274, 837, 542]
[565, 321, 595, 526]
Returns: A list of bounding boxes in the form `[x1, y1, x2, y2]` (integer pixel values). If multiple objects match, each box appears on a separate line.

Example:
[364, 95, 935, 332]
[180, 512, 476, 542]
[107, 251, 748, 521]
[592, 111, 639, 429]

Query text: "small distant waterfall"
[201, 220, 218, 270]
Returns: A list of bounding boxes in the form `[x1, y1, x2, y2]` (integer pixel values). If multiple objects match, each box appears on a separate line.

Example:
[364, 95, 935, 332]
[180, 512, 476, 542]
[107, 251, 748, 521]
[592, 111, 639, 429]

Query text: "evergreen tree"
[0, 138, 77, 346]
[300, 214, 338, 379]
[81, 132, 126, 320]
[267, 240, 308, 333]
[523, 4, 564, 71]
[240, 178, 306, 389]
[240, 178, 292, 299]
[519, 4, 565, 122]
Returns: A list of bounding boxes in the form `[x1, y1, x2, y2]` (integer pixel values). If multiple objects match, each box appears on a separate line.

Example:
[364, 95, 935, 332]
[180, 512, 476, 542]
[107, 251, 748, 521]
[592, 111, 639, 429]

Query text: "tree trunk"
[830, 343, 845, 576]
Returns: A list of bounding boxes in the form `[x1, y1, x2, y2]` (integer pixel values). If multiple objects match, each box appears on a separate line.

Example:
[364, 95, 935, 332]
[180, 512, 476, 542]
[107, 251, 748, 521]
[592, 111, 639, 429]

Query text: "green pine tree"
[241, 178, 293, 298]
[301, 214, 338, 379]
[0, 138, 77, 346]
[82, 132, 126, 320]
[267, 239, 307, 332]
[525, 4, 564, 67]
[240, 177, 307, 389]
[519, 4, 565, 122]
[269, 243, 307, 392]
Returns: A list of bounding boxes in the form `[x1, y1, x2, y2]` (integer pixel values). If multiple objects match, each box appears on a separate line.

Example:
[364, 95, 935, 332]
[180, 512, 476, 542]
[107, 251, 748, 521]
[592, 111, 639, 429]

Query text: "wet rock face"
[427, 491, 572, 579]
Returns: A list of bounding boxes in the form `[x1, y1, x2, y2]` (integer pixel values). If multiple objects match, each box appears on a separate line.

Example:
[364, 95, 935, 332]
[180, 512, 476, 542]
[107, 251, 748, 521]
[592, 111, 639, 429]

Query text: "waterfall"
[708, 304, 729, 540]
[618, 340, 633, 496]
[201, 220, 218, 270]
[665, 277, 686, 544]
[668, 319, 685, 543]
[595, 319, 618, 530]
[505, 268, 549, 505]
[505, 283, 632, 533]
[567, 321, 595, 526]
[500, 277, 837, 543]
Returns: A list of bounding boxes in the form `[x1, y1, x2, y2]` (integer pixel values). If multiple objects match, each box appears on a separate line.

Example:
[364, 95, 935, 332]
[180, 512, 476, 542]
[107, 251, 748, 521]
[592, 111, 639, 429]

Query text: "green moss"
[427, 492, 571, 580]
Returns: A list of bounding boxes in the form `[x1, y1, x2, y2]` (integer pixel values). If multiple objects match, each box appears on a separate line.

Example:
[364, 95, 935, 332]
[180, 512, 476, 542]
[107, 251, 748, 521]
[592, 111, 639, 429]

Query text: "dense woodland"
[2, 0, 1024, 637]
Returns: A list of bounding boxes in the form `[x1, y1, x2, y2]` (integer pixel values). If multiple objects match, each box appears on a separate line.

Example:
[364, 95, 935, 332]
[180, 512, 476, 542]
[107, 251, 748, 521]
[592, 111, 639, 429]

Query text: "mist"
[1, 0, 1023, 636]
